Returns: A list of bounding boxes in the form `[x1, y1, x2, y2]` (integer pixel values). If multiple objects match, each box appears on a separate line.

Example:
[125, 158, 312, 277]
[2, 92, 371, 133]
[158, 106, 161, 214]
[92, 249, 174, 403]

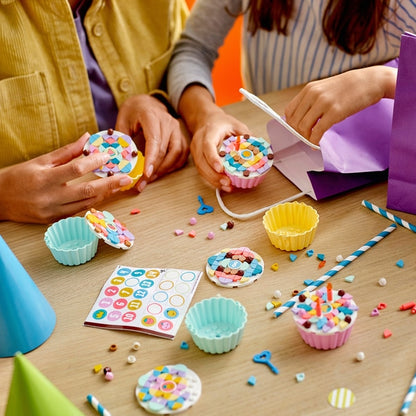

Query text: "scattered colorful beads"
[378, 277, 387, 286]
[273, 290, 282, 299]
[180, 341, 189, 350]
[132, 341, 141, 351]
[383, 329, 392, 338]
[247, 376, 257, 386]
[295, 373, 305, 383]
[271, 262, 279, 271]
[127, 355, 137, 364]
[93, 364, 103, 373]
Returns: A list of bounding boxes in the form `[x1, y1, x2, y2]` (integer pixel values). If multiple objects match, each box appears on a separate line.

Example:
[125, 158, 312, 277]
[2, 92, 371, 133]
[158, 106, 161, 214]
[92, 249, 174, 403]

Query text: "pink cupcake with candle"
[291, 285, 358, 350]
[219, 134, 274, 189]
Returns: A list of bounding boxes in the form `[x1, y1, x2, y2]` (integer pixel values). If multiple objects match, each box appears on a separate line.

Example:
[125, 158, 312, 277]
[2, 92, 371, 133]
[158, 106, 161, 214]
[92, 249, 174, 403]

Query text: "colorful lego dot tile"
[84, 208, 134, 249]
[136, 364, 201, 414]
[206, 247, 264, 288]
[83, 129, 143, 178]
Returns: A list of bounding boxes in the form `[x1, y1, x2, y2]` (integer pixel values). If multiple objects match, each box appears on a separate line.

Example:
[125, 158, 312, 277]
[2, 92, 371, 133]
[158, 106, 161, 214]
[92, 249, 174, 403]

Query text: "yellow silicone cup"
[120, 151, 145, 191]
[263, 202, 319, 251]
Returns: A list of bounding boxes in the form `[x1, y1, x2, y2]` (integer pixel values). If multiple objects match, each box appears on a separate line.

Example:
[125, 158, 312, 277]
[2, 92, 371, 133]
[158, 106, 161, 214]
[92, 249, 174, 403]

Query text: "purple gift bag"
[387, 32, 416, 214]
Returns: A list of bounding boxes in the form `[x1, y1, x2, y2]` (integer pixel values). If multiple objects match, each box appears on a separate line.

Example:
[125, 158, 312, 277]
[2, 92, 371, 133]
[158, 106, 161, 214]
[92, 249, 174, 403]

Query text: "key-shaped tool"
[253, 350, 279, 374]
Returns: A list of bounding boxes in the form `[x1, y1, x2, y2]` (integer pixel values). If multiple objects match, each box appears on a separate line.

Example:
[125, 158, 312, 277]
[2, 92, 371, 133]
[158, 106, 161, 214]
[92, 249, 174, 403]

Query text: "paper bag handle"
[216, 188, 307, 220]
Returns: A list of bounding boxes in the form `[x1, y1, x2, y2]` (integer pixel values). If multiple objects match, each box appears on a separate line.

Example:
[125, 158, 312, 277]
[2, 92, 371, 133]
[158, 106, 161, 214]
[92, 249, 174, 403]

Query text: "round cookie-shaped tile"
[136, 364, 201, 414]
[206, 247, 264, 288]
[83, 129, 142, 177]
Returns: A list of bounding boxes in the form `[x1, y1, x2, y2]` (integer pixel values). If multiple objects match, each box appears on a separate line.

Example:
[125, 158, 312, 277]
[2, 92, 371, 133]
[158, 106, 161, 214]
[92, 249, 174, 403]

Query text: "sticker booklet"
[84, 265, 203, 339]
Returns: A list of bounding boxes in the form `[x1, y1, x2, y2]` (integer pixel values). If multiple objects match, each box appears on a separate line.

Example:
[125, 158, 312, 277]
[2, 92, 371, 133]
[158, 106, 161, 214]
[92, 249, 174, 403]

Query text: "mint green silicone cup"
[185, 297, 247, 354]
[44, 217, 98, 266]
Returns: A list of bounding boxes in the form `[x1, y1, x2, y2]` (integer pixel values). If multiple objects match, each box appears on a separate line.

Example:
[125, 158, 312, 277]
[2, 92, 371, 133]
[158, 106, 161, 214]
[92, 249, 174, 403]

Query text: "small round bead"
[109, 344, 117, 352]
[273, 290, 282, 299]
[189, 217, 197, 225]
[104, 371, 114, 381]
[356, 351, 365, 362]
[207, 231, 215, 240]
[127, 355, 136, 364]
[103, 366, 111, 375]
[132, 341, 141, 351]
[378, 277, 387, 286]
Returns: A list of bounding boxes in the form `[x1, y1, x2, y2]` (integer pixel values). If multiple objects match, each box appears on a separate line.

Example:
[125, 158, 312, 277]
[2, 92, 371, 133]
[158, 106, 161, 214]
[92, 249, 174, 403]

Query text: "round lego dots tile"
[84, 208, 134, 249]
[83, 129, 143, 179]
[135, 364, 201, 414]
[206, 247, 264, 288]
[327, 388, 356, 409]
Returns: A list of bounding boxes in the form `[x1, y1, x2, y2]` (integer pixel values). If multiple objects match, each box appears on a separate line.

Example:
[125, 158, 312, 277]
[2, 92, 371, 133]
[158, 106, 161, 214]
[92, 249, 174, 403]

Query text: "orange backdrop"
[184, 0, 243, 106]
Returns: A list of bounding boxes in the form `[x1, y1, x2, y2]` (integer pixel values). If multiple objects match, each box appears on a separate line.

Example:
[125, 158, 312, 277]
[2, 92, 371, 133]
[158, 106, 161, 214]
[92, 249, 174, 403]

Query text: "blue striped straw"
[87, 394, 112, 416]
[362, 200, 416, 233]
[274, 223, 397, 318]
[400, 370, 416, 415]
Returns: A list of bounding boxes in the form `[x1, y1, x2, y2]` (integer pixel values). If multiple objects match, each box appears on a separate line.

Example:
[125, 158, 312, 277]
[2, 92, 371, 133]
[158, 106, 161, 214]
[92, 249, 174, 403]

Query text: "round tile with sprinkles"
[84, 208, 134, 250]
[136, 364, 201, 414]
[83, 129, 142, 178]
[219, 134, 274, 188]
[206, 247, 264, 288]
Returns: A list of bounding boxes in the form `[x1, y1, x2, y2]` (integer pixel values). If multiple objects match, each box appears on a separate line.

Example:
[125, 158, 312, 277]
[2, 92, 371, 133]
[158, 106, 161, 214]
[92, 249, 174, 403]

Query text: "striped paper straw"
[87, 394, 112, 416]
[273, 223, 397, 318]
[362, 200, 416, 233]
[400, 370, 416, 415]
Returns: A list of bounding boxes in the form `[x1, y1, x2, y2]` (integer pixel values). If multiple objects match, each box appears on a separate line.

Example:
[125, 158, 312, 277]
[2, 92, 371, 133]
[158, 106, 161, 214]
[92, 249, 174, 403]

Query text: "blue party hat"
[0, 235, 56, 357]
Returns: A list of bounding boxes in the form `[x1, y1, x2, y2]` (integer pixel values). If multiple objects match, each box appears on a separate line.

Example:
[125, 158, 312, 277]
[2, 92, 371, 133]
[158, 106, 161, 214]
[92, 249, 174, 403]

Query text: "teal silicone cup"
[44, 217, 98, 266]
[185, 297, 247, 354]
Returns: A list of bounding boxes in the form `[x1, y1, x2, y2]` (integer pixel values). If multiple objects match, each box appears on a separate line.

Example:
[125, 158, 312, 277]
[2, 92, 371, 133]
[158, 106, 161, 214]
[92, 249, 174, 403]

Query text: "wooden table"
[1, 87, 416, 416]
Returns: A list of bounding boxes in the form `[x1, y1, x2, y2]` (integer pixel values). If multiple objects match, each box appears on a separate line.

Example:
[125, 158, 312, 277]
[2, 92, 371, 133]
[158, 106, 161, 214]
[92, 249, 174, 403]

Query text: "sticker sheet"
[84, 265, 202, 339]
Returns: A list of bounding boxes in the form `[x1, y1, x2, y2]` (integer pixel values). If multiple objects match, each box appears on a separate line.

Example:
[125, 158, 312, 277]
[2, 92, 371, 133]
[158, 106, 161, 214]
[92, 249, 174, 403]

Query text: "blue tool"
[253, 350, 279, 374]
[197, 195, 214, 215]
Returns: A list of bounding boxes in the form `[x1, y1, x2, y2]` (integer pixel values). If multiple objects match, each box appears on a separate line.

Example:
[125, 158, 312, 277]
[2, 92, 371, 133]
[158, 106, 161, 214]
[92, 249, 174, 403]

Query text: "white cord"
[215, 188, 307, 220]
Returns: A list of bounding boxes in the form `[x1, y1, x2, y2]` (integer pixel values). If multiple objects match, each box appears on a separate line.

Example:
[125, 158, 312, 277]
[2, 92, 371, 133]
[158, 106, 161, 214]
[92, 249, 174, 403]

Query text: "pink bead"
[207, 231, 215, 240]
[105, 371, 114, 381]
[189, 217, 197, 225]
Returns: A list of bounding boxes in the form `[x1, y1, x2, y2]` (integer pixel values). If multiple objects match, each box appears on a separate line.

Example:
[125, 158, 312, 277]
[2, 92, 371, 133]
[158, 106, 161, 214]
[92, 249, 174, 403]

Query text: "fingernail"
[214, 162, 223, 173]
[137, 180, 147, 192]
[145, 164, 154, 178]
[219, 178, 230, 186]
[119, 176, 133, 186]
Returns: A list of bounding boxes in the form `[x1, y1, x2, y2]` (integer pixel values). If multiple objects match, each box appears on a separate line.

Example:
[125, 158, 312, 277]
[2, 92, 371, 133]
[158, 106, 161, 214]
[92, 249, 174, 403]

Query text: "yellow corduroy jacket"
[0, 0, 188, 168]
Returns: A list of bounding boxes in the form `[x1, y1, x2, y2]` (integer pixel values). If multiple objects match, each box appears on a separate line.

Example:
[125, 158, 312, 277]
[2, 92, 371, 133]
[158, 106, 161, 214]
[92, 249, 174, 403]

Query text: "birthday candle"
[274, 223, 397, 318]
[400, 370, 416, 415]
[315, 298, 321, 316]
[327, 283, 333, 302]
